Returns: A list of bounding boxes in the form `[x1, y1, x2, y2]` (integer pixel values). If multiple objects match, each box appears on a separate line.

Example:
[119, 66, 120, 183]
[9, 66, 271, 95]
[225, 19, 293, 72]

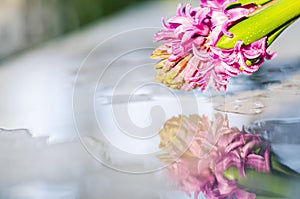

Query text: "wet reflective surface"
[0, 1, 299, 198]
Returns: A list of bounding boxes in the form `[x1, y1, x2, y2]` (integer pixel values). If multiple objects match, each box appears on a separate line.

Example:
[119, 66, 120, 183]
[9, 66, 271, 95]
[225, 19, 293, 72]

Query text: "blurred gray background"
[0, 0, 151, 59]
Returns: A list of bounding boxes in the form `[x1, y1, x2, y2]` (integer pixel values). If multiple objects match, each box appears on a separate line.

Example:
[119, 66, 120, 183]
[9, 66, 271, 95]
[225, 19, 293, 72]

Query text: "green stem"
[224, 167, 292, 197]
[255, 196, 282, 199]
[217, 0, 300, 49]
[223, 155, 300, 198]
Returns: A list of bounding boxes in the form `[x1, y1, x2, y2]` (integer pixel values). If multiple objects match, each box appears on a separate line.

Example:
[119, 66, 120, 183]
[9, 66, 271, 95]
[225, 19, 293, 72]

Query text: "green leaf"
[267, 18, 298, 46]
[270, 152, 300, 177]
[217, 0, 300, 49]
[226, 0, 272, 9]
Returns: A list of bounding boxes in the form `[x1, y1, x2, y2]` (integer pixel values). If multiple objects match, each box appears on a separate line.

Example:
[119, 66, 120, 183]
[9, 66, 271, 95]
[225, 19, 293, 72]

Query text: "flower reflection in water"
[158, 114, 300, 199]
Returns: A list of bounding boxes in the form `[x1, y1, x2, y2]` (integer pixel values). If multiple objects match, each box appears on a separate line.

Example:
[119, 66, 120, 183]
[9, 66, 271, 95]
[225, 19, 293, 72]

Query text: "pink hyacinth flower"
[152, 0, 276, 91]
[210, 37, 276, 76]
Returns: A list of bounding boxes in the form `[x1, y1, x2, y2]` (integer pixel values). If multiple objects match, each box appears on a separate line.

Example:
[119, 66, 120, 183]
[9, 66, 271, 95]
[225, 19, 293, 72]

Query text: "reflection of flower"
[152, 1, 276, 91]
[158, 114, 273, 199]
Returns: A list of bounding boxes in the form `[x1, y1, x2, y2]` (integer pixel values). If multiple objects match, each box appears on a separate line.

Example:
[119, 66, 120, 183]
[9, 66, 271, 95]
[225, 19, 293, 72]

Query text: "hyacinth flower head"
[158, 114, 300, 199]
[151, 0, 300, 91]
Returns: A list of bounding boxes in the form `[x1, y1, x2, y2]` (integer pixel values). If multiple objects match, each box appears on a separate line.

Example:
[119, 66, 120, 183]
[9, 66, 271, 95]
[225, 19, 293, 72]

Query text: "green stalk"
[255, 196, 282, 199]
[224, 167, 291, 197]
[223, 157, 300, 198]
[217, 0, 300, 49]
